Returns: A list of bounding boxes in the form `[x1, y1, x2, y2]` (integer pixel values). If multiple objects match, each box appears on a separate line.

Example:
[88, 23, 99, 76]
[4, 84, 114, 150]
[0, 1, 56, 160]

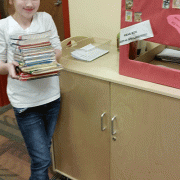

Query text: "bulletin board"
[121, 0, 180, 47]
[119, 0, 180, 89]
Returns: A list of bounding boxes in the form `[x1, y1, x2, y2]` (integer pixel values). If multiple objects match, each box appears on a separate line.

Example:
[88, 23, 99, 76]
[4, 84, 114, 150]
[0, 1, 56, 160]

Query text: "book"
[10, 31, 51, 40]
[14, 52, 55, 61]
[14, 37, 50, 46]
[17, 61, 63, 81]
[14, 46, 54, 56]
[15, 57, 56, 66]
[11, 42, 52, 51]
[11, 31, 63, 81]
[17, 63, 63, 81]
[20, 31, 51, 40]
[18, 42, 52, 49]
[22, 60, 55, 67]
[18, 71, 60, 81]
[20, 62, 59, 73]
[31, 64, 63, 75]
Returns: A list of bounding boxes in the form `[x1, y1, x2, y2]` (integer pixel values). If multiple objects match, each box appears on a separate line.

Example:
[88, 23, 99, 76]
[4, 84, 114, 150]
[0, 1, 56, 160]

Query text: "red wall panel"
[0, 13, 10, 106]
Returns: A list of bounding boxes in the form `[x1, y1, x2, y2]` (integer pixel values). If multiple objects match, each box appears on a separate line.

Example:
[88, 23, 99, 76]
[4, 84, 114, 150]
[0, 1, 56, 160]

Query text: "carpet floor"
[0, 108, 64, 180]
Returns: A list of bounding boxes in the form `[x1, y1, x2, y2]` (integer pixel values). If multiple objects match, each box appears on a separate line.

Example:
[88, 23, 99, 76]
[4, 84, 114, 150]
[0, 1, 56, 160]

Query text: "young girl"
[0, 0, 62, 179]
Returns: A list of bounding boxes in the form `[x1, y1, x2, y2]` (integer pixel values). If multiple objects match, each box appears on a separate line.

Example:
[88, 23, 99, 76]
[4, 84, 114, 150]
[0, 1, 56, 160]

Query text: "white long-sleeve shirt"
[0, 12, 62, 108]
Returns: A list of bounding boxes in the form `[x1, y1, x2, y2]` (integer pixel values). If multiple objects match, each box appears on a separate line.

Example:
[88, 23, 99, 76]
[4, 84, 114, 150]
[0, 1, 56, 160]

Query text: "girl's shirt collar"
[10, 13, 36, 31]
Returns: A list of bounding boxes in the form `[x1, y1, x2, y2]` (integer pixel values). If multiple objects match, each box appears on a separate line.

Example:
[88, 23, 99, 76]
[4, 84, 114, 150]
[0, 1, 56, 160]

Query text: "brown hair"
[3, 0, 15, 16]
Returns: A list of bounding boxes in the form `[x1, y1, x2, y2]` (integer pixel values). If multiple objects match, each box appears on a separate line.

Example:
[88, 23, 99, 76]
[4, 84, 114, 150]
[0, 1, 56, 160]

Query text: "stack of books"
[10, 31, 63, 81]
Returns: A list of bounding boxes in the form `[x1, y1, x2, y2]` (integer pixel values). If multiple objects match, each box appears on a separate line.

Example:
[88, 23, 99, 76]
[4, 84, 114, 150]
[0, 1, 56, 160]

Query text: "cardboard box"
[119, 42, 180, 89]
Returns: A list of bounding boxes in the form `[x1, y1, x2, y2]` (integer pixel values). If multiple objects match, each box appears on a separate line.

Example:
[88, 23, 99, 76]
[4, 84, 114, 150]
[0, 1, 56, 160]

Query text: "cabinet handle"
[101, 112, 106, 131]
[111, 116, 116, 135]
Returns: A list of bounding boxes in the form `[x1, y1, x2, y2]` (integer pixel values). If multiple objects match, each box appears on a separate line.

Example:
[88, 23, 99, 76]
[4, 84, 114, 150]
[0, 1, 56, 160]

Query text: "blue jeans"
[13, 98, 61, 180]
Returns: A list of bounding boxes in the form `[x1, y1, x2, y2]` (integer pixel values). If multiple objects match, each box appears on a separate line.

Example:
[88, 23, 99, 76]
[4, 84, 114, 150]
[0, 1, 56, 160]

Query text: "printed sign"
[120, 20, 154, 46]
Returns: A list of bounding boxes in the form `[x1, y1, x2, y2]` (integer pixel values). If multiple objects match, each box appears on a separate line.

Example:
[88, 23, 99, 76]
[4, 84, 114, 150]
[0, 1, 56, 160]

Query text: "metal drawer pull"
[111, 116, 116, 135]
[101, 112, 106, 131]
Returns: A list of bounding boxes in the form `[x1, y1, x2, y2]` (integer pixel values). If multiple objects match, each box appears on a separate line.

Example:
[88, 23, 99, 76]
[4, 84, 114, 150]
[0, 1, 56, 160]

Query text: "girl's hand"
[54, 49, 62, 63]
[7, 61, 20, 80]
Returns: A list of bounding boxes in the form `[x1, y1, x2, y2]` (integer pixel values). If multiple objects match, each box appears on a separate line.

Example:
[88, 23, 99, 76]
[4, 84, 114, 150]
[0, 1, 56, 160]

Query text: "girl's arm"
[0, 60, 19, 79]
[44, 13, 62, 63]
[55, 49, 62, 63]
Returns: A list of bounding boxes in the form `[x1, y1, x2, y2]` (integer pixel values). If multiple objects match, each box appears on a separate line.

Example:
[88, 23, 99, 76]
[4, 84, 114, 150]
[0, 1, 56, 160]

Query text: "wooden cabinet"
[111, 83, 180, 180]
[53, 71, 110, 180]
[53, 70, 180, 180]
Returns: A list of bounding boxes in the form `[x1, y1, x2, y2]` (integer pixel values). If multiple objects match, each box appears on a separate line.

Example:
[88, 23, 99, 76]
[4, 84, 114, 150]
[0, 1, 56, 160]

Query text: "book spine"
[18, 37, 50, 46]
[22, 52, 54, 61]
[25, 60, 54, 67]
[23, 49, 55, 57]
[20, 31, 51, 40]
[19, 46, 53, 54]
[14, 55, 24, 61]
[14, 48, 54, 57]
[19, 42, 51, 49]
[19, 74, 59, 81]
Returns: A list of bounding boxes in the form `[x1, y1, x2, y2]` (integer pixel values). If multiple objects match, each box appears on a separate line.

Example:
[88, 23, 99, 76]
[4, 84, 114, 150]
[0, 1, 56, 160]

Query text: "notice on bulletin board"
[120, 20, 154, 46]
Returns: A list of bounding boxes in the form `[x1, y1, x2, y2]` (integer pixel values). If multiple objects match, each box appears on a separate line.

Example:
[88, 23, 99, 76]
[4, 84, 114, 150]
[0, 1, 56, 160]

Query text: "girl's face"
[9, 0, 40, 21]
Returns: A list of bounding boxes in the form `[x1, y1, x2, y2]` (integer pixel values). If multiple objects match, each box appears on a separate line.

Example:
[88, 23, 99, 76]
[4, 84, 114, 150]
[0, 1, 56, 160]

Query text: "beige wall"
[68, 0, 121, 45]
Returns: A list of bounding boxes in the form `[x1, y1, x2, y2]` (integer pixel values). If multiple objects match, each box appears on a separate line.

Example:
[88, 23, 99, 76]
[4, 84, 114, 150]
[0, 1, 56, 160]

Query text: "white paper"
[120, 20, 154, 46]
[80, 44, 95, 51]
[71, 44, 109, 61]
[157, 48, 180, 58]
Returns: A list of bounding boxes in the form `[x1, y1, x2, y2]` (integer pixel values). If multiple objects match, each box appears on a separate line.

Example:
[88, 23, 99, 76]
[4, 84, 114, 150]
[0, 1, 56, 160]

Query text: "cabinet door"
[53, 71, 110, 180]
[111, 83, 180, 180]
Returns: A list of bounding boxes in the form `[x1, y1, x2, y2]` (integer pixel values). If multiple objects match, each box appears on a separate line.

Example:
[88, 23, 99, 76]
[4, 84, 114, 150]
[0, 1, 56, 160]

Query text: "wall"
[68, 0, 121, 45]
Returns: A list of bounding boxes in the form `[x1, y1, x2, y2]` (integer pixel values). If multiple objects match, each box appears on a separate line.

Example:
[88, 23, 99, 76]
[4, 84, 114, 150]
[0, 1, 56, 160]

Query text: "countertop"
[59, 45, 180, 100]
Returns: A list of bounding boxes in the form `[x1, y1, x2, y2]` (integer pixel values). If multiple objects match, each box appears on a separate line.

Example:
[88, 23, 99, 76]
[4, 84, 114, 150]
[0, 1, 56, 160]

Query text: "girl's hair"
[4, 0, 15, 16]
